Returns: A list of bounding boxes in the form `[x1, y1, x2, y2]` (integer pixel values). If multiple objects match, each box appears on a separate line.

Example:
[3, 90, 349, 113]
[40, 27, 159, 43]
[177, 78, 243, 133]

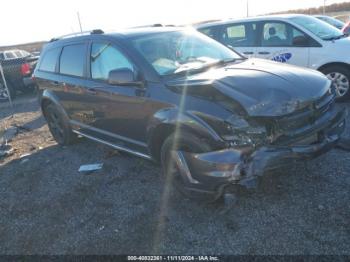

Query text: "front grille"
[270, 91, 335, 145]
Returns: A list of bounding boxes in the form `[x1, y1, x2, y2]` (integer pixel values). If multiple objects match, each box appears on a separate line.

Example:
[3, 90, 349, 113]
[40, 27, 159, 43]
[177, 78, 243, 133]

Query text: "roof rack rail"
[50, 29, 104, 42]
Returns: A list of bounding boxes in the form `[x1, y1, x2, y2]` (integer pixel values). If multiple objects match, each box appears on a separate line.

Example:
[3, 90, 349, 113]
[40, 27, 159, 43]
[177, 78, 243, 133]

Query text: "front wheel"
[160, 131, 219, 202]
[321, 66, 350, 101]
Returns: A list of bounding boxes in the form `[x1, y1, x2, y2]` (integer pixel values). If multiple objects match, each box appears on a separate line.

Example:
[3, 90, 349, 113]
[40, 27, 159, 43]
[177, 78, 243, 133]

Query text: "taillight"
[21, 63, 31, 76]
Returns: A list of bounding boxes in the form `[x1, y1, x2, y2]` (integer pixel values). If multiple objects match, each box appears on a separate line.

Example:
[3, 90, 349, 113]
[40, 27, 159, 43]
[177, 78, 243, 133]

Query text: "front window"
[131, 30, 241, 76]
[90, 43, 133, 81]
[291, 16, 343, 40]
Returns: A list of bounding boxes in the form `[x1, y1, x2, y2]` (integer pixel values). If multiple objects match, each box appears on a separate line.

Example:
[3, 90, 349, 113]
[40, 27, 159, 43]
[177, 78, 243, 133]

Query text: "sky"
[0, 0, 347, 45]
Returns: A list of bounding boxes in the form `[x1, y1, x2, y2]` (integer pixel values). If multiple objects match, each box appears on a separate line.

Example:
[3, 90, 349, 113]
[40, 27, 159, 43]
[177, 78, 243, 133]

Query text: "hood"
[166, 58, 331, 117]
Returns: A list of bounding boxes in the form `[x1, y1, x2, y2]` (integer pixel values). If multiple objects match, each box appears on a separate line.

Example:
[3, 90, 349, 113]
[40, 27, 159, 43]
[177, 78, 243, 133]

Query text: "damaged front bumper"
[174, 106, 347, 196]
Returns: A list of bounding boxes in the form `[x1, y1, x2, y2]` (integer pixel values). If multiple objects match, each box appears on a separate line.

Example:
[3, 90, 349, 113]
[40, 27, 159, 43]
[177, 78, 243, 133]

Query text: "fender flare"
[147, 108, 225, 161]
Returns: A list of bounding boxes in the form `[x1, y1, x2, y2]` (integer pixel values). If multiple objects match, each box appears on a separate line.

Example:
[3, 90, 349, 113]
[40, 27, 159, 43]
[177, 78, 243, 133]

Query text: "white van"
[196, 14, 350, 99]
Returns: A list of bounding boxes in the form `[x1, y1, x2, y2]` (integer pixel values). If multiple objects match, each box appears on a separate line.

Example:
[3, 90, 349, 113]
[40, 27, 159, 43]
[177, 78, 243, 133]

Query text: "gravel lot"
[0, 95, 349, 255]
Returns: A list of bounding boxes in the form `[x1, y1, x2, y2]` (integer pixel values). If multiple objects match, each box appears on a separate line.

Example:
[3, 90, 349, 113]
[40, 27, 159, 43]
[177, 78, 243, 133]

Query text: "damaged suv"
[34, 27, 346, 200]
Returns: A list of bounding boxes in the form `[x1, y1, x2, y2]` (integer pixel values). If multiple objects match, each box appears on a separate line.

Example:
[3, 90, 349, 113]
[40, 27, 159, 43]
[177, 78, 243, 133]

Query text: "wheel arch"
[40, 90, 69, 121]
[318, 62, 350, 73]
[147, 109, 225, 162]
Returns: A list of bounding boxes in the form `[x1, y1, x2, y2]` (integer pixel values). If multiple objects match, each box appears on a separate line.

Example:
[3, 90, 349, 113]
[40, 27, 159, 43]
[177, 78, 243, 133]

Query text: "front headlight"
[222, 115, 267, 147]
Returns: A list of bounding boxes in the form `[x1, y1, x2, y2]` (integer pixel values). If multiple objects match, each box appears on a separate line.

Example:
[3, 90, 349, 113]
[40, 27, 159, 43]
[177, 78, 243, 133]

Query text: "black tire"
[320, 65, 350, 101]
[43, 103, 77, 145]
[19, 84, 37, 94]
[0, 81, 16, 102]
[160, 131, 219, 202]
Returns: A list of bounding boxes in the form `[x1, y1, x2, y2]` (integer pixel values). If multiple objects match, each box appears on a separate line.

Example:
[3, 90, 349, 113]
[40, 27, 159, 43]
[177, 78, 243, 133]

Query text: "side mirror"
[108, 68, 144, 87]
[292, 36, 309, 47]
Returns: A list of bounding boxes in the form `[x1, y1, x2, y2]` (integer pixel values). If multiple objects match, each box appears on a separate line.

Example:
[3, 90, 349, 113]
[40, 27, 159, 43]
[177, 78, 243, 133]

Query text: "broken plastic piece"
[78, 163, 103, 172]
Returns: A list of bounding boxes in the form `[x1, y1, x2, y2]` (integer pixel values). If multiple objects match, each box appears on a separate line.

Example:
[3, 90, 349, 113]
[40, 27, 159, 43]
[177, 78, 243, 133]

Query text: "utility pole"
[323, 0, 326, 15]
[77, 12, 83, 32]
[246, 0, 249, 17]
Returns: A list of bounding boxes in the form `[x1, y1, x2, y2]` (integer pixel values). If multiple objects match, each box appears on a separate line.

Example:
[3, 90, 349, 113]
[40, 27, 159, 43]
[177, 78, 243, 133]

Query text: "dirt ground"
[0, 94, 349, 255]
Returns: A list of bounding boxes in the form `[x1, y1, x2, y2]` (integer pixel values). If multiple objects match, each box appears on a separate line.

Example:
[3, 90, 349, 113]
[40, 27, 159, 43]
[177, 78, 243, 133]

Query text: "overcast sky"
[0, 0, 347, 45]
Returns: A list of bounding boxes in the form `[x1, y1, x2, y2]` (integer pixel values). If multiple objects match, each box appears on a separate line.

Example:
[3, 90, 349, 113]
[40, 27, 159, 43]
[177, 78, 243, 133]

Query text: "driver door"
[255, 21, 310, 67]
[78, 41, 150, 152]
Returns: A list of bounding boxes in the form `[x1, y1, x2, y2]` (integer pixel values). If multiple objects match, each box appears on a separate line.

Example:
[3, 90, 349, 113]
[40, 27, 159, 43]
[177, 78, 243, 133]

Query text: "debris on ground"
[0, 126, 18, 145]
[78, 163, 104, 173]
[0, 144, 14, 158]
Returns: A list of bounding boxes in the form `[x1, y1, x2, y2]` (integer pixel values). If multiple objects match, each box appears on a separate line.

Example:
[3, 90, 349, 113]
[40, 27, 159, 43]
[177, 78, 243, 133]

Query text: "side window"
[262, 22, 289, 46]
[198, 27, 216, 39]
[0, 53, 4, 60]
[90, 43, 133, 81]
[222, 23, 257, 47]
[39, 47, 61, 72]
[14, 51, 22, 58]
[59, 44, 86, 77]
[262, 22, 309, 47]
[5, 52, 15, 59]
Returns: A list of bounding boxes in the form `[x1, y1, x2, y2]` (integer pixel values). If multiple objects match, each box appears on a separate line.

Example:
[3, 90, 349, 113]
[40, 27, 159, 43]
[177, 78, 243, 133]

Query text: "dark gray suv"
[34, 27, 346, 201]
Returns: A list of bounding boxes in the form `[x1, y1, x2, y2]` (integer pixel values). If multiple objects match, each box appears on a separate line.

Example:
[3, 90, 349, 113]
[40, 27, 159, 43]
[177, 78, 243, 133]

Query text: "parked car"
[0, 49, 38, 100]
[315, 15, 345, 29]
[34, 28, 346, 201]
[196, 14, 350, 100]
[343, 20, 350, 35]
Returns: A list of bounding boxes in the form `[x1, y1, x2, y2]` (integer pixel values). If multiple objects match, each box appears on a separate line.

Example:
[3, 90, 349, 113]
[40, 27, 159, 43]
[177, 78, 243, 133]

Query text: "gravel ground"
[0, 95, 349, 255]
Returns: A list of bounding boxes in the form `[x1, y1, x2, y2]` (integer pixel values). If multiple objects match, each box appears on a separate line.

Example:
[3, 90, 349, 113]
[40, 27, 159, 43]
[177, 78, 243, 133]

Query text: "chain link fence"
[0, 61, 13, 107]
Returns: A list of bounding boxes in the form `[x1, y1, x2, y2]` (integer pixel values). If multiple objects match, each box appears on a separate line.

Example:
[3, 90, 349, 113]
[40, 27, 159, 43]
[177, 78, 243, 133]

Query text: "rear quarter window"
[39, 47, 61, 72]
[59, 44, 86, 77]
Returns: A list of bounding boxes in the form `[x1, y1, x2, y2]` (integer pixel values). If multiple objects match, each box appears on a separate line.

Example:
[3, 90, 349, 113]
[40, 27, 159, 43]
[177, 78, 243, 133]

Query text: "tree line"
[270, 1, 350, 15]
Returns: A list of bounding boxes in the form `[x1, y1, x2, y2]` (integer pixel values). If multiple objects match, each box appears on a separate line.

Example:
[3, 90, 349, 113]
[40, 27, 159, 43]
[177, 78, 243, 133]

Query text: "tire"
[43, 103, 77, 145]
[321, 65, 350, 101]
[160, 131, 219, 202]
[0, 81, 16, 102]
[19, 84, 36, 94]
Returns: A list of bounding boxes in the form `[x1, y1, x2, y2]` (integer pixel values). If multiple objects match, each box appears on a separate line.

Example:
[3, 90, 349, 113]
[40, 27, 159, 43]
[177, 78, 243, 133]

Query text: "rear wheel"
[160, 132, 219, 202]
[43, 104, 77, 145]
[321, 65, 350, 100]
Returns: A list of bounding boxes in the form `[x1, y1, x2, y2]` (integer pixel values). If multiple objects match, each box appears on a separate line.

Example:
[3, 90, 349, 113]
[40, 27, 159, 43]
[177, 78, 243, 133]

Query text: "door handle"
[243, 51, 254, 55]
[258, 51, 270, 55]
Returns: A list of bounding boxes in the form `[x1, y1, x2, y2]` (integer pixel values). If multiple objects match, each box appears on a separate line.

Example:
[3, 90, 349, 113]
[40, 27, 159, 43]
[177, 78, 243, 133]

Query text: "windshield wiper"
[324, 34, 348, 41]
[173, 57, 242, 75]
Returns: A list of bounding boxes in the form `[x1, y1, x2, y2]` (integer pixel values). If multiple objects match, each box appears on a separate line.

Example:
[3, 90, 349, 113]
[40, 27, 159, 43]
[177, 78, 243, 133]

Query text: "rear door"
[218, 22, 259, 58]
[255, 21, 310, 67]
[55, 42, 91, 122]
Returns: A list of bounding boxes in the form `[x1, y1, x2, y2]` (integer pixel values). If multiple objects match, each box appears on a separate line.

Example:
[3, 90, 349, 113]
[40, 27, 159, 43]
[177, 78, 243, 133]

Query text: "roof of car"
[47, 26, 186, 46]
[196, 14, 309, 28]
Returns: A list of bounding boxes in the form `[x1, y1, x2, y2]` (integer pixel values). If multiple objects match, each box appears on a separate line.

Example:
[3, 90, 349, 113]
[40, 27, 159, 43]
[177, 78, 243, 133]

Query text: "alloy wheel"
[326, 72, 350, 97]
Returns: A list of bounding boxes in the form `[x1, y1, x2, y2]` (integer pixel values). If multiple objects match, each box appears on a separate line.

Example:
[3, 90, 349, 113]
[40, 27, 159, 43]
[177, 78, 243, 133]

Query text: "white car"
[196, 14, 350, 99]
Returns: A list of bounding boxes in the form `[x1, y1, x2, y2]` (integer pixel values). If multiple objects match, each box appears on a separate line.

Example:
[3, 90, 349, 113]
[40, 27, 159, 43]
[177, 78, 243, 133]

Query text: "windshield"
[291, 16, 344, 40]
[131, 30, 241, 76]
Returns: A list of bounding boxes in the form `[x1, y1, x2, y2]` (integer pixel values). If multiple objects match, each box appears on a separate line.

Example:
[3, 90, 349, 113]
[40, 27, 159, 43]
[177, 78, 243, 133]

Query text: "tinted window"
[59, 44, 86, 77]
[14, 51, 22, 57]
[198, 27, 216, 39]
[261, 22, 307, 47]
[222, 23, 257, 47]
[5, 52, 15, 59]
[91, 43, 133, 81]
[39, 47, 61, 72]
